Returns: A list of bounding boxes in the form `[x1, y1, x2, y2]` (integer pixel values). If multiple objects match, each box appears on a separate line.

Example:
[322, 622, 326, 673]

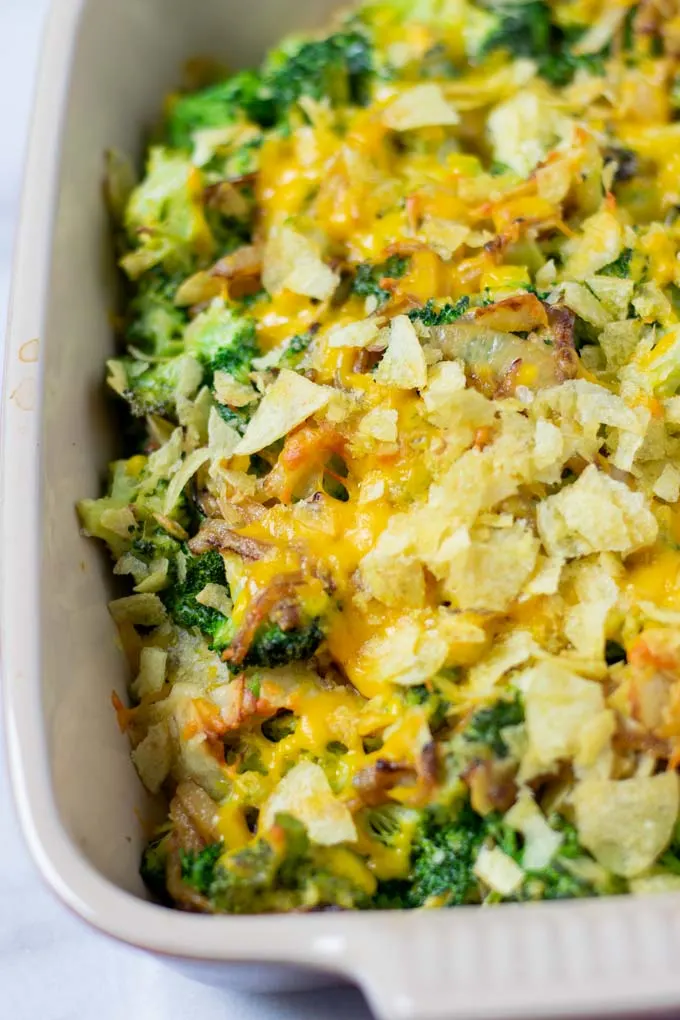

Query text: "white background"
[0, 2, 371, 1016]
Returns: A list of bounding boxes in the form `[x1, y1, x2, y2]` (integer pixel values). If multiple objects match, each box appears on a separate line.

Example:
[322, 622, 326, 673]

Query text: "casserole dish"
[5, 0, 680, 1015]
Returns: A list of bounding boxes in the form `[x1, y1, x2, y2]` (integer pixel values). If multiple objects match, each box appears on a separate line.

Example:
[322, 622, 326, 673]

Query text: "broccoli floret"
[115, 354, 201, 418]
[125, 268, 188, 357]
[210, 331, 258, 382]
[243, 618, 324, 669]
[408, 296, 470, 327]
[185, 300, 259, 384]
[264, 30, 374, 115]
[131, 529, 182, 564]
[140, 833, 172, 902]
[122, 147, 212, 276]
[600, 248, 633, 278]
[477, 2, 606, 87]
[181, 814, 370, 913]
[352, 255, 410, 305]
[162, 548, 233, 649]
[78, 456, 192, 561]
[374, 800, 613, 909]
[537, 48, 605, 87]
[166, 30, 374, 150]
[166, 71, 272, 150]
[408, 801, 487, 906]
[180, 842, 224, 895]
[478, 0, 550, 60]
[77, 458, 141, 559]
[375, 801, 486, 909]
[463, 692, 524, 758]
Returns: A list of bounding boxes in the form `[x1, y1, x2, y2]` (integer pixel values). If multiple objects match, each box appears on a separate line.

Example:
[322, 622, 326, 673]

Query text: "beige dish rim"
[4, 1, 680, 1017]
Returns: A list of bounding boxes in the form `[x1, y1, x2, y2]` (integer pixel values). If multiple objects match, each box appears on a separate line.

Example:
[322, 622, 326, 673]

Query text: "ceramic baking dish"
[5, 0, 680, 1016]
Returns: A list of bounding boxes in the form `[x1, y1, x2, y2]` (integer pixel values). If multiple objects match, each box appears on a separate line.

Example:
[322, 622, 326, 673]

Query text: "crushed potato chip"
[537, 465, 658, 559]
[474, 845, 524, 895]
[374, 315, 427, 389]
[261, 761, 357, 845]
[234, 370, 330, 455]
[262, 225, 339, 300]
[574, 773, 679, 877]
[382, 83, 460, 131]
[212, 370, 257, 407]
[519, 661, 613, 775]
[327, 318, 381, 349]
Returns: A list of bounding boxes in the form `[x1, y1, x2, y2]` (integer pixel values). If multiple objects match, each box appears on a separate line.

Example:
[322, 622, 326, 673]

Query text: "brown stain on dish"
[19, 338, 39, 363]
[10, 377, 36, 411]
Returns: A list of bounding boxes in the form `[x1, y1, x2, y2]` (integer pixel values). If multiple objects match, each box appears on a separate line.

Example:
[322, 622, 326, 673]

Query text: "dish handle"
[331, 899, 667, 1020]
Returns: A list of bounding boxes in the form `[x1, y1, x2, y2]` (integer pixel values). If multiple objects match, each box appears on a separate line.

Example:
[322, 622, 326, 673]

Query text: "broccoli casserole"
[80, 0, 680, 913]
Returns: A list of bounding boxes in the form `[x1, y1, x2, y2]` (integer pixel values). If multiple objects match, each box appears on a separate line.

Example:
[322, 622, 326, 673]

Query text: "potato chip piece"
[504, 789, 563, 870]
[262, 225, 339, 301]
[196, 583, 233, 618]
[535, 160, 572, 204]
[599, 319, 642, 371]
[466, 630, 539, 695]
[439, 523, 539, 612]
[361, 553, 426, 609]
[487, 88, 571, 176]
[131, 721, 172, 794]
[562, 209, 623, 281]
[561, 282, 611, 327]
[134, 558, 170, 594]
[131, 646, 168, 700]
[261, 761, 357, 846]
[523, 554, 564, 596]
[519, 661, 611, 773]
[208, 406, 240, 463]
[359, 475, 385, 504]
[358, 408, 399, 443]
[375, 315, 427, 389]
[101, 507, 138, 541]
[474, 845, 524, 895]
[419, 218, 469, 258]
[586, 276, 634, 320]
[631, 873, 680, 895]
[574, 773, 679, 877]
[537, 464, 658, 558]
[569, 379, 643, 433]
[653, 463, 680, 503]
[109, 593, 167, 626]
[353, 613, 449, 686]
[664, 395, 680, 424]
[563, 557, 620, 659]
[234, 369, 330, 456]
[633, 282, 674, 326]
[533, 419, 564, 472]
[382, 84, 460, 131]
[164, 447, 212, 513]
[327, 318, 381, 349]
[212, 370, 257, 407]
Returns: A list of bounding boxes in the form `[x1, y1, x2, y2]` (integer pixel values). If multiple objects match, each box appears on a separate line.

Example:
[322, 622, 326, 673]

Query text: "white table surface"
[0, 3, 371, 1016]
